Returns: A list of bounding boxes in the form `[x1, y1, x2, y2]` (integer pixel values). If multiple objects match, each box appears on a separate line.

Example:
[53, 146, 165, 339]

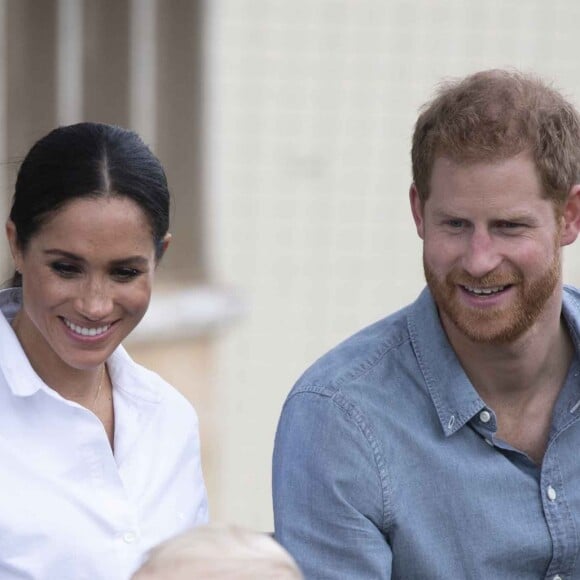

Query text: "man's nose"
[460, 228, 502, 279]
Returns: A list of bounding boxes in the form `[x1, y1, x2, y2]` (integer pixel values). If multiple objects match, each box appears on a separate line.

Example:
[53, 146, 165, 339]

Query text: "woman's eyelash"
[50, 262, 143, 281]
[50, 262, 80, 276]
[113, 267, 142, 280]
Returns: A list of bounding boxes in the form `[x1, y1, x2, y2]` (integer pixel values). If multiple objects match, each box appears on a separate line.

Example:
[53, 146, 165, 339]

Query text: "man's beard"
[424, 251, 561, 344]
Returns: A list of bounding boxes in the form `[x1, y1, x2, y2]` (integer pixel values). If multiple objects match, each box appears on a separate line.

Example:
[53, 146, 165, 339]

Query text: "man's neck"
[442, 292, 570, 401]
[440, 291, 574, 463]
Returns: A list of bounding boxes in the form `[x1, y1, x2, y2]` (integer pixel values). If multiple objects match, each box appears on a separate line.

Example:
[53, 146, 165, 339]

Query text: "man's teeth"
[64, 319, 111, 337]
[464, 285, 507, 295]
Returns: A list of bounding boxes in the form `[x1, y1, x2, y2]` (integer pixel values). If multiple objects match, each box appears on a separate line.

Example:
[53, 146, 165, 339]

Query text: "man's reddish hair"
[412, 69, 580, 205]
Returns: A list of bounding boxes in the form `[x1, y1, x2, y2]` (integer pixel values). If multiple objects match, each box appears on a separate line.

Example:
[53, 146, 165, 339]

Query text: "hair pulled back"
[9, 122, 170, 285]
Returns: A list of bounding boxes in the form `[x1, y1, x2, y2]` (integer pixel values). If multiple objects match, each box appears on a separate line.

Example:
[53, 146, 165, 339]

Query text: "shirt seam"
[333, 334, 411, 389]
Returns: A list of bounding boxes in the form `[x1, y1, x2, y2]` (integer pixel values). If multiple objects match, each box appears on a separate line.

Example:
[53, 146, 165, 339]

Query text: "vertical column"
[4, 0, 57, 278]
[0, 0, 8, 279]
[83, 0, 129, 125]
[128, 0, 157, 147]
[156, 0, 206, 282]
[6, 0, 57, 153]
[56, 0, 84, 125]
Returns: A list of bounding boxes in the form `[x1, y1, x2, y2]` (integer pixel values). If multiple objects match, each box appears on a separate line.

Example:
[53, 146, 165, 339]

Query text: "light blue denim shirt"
[273, 286, 580, 580]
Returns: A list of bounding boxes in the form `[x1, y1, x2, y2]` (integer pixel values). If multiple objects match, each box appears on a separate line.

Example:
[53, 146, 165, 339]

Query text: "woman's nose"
[75, 280, 114, 321]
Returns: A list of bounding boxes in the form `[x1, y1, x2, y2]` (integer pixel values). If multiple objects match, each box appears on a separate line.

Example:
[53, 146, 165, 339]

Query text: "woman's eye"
[112, 267, 141, 281]
[50, 262, 81, 277]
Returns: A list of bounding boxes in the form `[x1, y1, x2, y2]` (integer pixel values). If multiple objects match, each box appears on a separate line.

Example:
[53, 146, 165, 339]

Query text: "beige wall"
[206, 0, 580, 530]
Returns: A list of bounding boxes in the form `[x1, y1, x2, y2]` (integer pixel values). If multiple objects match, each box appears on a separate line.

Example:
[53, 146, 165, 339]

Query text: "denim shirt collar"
[407, 288, 486, 437]
[562, 285, 580, 350]
[407, 286, 580, 438]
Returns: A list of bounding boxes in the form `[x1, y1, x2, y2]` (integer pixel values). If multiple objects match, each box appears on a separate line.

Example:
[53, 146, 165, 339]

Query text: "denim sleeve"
[273, 389, 392, 579]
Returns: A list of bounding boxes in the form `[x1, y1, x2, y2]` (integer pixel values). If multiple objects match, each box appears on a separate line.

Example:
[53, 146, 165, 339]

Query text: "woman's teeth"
[64, 319, 111, 337]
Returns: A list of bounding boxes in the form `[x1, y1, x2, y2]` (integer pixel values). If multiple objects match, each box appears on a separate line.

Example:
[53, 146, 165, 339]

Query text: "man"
[272, 70, 580, 579]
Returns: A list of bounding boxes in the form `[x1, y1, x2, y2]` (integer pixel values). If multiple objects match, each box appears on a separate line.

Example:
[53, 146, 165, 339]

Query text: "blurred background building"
[1, 0, 580, 531]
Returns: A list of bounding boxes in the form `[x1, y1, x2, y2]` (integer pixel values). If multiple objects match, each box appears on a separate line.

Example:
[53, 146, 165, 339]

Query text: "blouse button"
[123, 531, 137, 544]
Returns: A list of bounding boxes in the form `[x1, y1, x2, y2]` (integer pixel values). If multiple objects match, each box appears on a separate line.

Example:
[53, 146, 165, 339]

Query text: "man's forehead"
[424, 153, 557, 216]
[431, 151, 537, 173]
[429, 152, 542, 191]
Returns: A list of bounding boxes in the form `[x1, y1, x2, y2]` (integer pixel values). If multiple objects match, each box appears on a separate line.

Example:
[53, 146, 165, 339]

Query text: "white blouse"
[0, 288, 208, 579]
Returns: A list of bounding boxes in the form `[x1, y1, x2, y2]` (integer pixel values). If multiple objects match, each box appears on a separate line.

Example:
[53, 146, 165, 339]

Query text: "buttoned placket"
[539, 436, 578, 580]
[540, 383, 580, 580]
[469, 400, 580, 580]
[538, 361, 580, 580]
[80, 405, 143, 573]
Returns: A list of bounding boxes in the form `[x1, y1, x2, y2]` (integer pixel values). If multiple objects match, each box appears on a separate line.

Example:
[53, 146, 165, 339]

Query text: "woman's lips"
[60, 317, 117, 341]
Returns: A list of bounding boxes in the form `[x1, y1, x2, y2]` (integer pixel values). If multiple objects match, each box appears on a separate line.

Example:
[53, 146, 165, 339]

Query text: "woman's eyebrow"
[109, 256, 149, 267]
[43, 249, 149, 267]
[43, 249, 84, 261]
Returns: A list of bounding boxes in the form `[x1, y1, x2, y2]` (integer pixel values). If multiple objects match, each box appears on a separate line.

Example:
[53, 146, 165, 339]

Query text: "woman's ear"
[156, 233, 172, 262]
[5, 220, 22, 271]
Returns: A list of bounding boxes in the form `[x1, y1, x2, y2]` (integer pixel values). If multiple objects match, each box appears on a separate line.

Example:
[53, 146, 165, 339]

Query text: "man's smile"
[460, 284, 510, 296]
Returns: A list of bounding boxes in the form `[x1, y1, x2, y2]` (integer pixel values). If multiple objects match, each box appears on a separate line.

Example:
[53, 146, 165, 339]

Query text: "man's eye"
[51, 262, 81, 277]
[112, 267, 141, 281]
[497, 221, 525, 230]
[446, 219, 465, 229]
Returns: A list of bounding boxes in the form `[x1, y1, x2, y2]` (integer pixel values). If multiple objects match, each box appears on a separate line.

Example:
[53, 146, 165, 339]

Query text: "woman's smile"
[9, 196, 158, 372]
[61, 316, 116, 338]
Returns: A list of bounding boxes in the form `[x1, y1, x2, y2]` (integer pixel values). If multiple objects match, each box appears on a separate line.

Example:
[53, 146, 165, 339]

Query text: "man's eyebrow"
[493, 212, 538, 222]
[431, 209, 464, 219]
[431, 209, 538, 221]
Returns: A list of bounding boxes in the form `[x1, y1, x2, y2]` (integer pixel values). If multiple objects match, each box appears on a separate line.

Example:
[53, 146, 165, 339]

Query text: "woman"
[0, 123, 208, 579]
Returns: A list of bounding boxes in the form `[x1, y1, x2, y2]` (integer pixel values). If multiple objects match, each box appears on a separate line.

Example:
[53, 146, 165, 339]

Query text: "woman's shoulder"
[108, 345, 199, 424]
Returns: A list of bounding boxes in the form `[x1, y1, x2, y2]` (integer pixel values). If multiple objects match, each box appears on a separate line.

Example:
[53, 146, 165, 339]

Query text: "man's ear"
[410, 183, 425, 239]
[559, 185, 580, 247]
[5, 220, 22, 271]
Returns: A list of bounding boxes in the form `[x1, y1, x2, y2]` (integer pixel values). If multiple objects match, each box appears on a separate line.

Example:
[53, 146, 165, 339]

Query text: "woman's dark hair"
[9, 122, 170, 286]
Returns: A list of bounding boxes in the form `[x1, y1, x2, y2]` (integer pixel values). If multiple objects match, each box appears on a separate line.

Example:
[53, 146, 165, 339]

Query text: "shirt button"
[547, 486, 557, 501]
[123, 531, 137, 544]
[553, 575, 562, 580]
[479, 410, 491, 423]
